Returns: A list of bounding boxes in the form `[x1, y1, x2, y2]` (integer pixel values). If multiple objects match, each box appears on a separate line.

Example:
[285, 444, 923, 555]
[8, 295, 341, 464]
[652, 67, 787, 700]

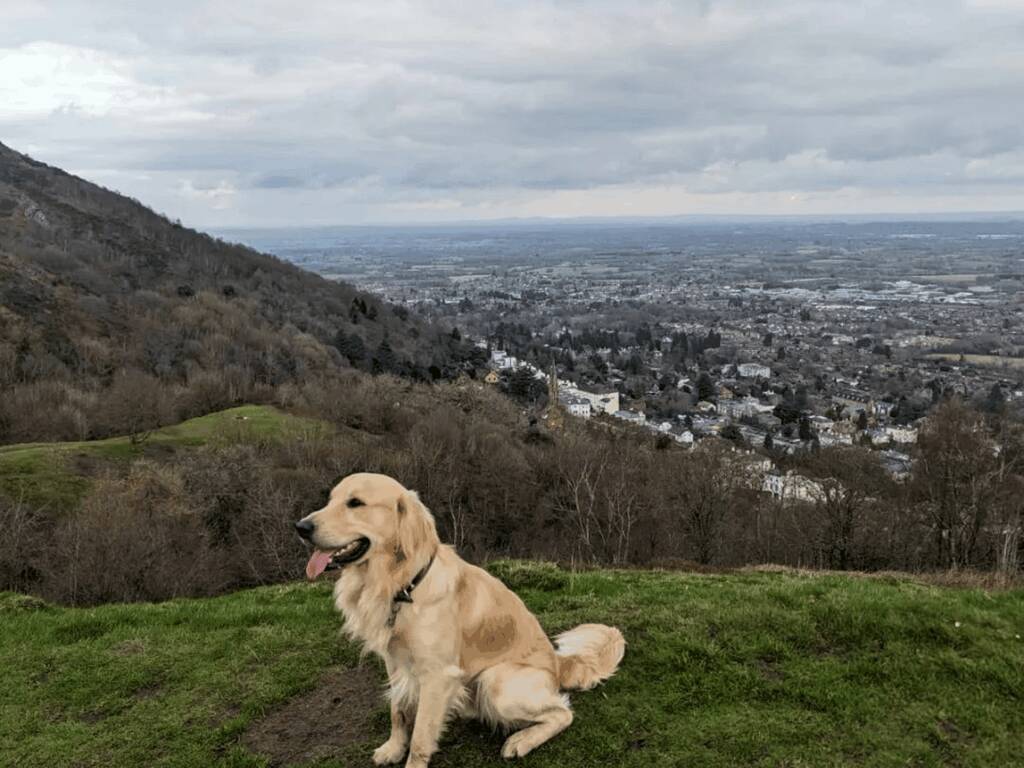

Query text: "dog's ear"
[395, 489, 439, 564]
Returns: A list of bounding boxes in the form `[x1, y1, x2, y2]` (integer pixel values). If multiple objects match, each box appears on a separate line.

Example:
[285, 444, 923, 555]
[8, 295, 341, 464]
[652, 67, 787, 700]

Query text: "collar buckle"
[386, 551, 437, 628]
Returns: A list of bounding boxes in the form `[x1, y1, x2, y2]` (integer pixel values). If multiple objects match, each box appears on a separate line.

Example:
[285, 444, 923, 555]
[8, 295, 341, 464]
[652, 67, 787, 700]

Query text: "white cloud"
[0, 41, 209, 124]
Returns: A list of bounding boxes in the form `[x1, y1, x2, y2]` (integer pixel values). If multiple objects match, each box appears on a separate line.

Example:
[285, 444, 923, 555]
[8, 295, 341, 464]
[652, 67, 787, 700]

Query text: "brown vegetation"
[1, 375, 1020, 606]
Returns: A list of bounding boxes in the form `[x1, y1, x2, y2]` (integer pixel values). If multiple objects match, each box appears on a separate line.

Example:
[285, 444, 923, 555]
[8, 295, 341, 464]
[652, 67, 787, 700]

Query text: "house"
[484, 370, 500, 385]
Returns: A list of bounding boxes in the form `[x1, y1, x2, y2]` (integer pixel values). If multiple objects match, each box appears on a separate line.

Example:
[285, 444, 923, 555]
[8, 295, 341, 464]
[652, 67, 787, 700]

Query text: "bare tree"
[803, 447, 888, 570]
[675, 443, 744, 565]
[912, 400, 1013, 569]
[105, 368, 169, 444]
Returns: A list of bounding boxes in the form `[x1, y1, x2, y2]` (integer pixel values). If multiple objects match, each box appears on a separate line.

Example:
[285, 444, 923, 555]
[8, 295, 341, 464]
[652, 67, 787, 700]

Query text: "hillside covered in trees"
[0, 142, 479, 444]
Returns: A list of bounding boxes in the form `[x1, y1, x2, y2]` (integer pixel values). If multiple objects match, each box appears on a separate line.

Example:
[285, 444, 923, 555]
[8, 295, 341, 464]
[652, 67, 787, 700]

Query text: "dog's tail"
[554, 623, 625, 691]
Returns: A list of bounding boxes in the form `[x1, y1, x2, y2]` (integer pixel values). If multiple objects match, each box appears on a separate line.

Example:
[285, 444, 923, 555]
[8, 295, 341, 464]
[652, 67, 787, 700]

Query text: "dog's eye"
[346, 498, 365, 509]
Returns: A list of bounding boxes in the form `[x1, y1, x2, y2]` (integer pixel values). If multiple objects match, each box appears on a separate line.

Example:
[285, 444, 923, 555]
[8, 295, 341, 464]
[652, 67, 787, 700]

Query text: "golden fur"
[297, 472, 625, 767]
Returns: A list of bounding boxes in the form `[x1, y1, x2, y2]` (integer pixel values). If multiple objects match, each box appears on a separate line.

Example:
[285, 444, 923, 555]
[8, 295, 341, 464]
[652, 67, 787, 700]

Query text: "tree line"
[2, 374, 1019, 606]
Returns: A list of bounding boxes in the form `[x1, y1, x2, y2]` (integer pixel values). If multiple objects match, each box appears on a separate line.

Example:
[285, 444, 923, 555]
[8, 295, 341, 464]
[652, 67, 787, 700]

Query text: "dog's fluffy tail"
[554, 623, 625, 691]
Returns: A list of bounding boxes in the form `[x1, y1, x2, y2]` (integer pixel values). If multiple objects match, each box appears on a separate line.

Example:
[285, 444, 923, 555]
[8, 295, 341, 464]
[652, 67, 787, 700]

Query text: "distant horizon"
[212, 209, 1024, 236]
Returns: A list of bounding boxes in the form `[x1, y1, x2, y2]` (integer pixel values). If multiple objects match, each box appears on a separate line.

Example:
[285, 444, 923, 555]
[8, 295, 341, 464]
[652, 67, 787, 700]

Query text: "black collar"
[388, 552, 436, 627]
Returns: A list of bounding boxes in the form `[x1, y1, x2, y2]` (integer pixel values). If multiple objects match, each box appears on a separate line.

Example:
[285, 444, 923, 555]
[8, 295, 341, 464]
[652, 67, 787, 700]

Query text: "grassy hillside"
[0, 405, 327, 510]
[2, 562, 1022, 768]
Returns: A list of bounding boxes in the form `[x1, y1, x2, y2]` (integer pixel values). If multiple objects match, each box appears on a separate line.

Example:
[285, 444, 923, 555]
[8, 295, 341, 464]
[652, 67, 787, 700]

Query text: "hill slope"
[0, 404, 326, 510]
[0, 142, 476, 445]
[2, 563, 1022, 768]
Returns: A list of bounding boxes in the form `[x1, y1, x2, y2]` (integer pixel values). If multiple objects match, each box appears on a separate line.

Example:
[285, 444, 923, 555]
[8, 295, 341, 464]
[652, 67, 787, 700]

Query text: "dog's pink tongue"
[305, 549, 333, 581]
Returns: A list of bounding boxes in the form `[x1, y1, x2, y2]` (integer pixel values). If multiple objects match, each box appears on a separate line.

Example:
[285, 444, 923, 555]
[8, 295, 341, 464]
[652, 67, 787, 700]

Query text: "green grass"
[0, 406, 327, 509]
[2, 563, 1023, 768]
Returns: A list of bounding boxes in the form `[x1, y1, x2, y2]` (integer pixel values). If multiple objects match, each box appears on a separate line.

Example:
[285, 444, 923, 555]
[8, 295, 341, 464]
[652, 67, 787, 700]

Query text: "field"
[0, 405, 327, 509]
[2, 562, 1023, 768]
[922, 353, 1024, 370]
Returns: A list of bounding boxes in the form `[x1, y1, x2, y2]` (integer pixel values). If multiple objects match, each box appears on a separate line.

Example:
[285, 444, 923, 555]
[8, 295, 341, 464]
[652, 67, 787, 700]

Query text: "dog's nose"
[294, 519, 316, 541]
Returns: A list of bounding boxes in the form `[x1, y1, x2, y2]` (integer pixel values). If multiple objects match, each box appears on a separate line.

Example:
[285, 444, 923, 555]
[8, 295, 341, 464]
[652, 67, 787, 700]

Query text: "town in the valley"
[234, 218, 1024, 501]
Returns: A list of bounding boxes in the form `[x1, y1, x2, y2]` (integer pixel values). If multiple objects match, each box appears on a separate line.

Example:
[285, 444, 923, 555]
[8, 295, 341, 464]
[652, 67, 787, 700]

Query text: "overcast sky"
[2, 1, 1023, 227]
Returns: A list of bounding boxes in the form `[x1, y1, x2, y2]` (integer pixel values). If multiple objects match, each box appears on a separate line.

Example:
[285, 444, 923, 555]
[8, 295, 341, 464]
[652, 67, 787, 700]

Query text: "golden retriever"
[295, 472, 625, 767]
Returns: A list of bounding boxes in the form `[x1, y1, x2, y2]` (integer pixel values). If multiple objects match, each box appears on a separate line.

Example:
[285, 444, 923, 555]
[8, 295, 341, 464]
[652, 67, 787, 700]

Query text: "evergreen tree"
[334, 331, 366, 365]
[697, 372, 715, 402]
[983, 383, 1005, 414]
[509, 366, 536, 400]
[374, 339, 397, 374]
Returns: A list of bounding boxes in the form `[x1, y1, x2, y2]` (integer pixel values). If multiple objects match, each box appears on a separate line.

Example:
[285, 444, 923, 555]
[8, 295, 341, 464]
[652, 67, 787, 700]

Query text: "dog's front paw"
[373, 738, 407, 765]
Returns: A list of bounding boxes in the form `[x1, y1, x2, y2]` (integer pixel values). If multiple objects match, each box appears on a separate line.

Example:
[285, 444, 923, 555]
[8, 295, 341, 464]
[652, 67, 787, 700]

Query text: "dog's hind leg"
[476, 664, 573, 759]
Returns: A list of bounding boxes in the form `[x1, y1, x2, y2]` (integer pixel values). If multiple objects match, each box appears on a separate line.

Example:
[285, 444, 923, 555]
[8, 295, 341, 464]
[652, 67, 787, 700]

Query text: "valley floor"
[2, 562, 1023, 768]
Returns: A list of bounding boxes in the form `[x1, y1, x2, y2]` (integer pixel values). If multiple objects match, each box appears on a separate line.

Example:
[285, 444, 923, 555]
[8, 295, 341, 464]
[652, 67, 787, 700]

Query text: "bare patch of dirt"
[756, 658, 785, 681]
[112, 639, 146, 656]
[132, 683, 161, 701]
[240, 665, 384, 766]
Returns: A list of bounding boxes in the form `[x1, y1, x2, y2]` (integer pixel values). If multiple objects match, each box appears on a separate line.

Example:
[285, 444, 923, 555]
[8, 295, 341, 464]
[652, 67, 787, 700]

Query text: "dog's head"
[295, 473, 437, 581]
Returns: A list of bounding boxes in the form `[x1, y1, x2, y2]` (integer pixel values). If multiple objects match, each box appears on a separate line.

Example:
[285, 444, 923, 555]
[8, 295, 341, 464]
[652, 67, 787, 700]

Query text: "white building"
[738, 363, 772, 379]
[819, 432, 854, 447]
[562, 385, 620, 416]
[490, 349, 520, 370]
[762, 470, 826, 503]
[883, 425, 918, 444]
[719, 396, 771, 419]
[561, 396, 592, 419]
[614, 409, 646, 425]
[675, 430, 695, 446]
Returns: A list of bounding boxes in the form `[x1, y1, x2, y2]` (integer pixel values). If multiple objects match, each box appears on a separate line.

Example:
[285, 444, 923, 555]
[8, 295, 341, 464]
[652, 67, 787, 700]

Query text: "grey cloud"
[1, 0, 1022, 225]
